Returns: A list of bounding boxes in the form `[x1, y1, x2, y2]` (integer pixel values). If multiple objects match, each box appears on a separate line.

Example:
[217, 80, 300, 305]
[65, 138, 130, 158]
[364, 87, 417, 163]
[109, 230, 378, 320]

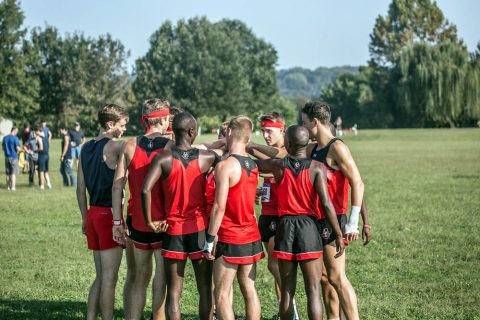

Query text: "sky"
[19, 0, 480, 71]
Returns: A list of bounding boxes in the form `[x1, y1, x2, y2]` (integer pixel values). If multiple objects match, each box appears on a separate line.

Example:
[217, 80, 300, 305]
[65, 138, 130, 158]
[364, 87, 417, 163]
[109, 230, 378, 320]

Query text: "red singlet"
[277, 157, 319, 217]
[127, 136, 169, 232]
[162, 148, 208, 235]
[218, 154, 260, 244]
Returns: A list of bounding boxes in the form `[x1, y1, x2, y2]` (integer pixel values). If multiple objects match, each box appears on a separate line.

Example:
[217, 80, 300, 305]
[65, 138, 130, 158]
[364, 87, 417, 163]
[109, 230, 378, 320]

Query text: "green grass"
[1, 129, 479, 319]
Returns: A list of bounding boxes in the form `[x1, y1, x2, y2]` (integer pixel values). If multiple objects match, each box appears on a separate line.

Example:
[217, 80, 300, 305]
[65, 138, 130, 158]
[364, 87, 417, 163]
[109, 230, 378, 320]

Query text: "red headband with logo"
[261, 120, 284, 129]
[141, 108, 170, 133]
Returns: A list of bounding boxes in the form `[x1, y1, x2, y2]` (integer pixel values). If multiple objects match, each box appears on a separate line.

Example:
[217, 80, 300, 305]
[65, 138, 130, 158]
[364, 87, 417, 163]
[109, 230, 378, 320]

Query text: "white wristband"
[345, 205, 361, 234]
[113, 220, 122, 226]
[203, 241, 214, 254]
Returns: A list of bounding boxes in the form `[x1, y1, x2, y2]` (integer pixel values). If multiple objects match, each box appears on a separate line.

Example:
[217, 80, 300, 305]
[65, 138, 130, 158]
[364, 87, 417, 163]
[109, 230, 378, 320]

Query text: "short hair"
[98, 104, 128, 129]
[11, 126, 18, 133]
[228, 116, 253, 143]
[58, 123, 67, 130]
[259, 112, 284, 124]
[143, 98, 170, 126]
[301, 101, 331, 125]
[172, 112, 196, 136]
[169, 106, 183, 116]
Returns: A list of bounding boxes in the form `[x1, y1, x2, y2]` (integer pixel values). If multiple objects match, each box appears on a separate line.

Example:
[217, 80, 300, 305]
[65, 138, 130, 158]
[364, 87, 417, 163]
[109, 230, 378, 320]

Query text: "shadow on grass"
[0, 299, 274, 320]
[0, 299, 123, 320]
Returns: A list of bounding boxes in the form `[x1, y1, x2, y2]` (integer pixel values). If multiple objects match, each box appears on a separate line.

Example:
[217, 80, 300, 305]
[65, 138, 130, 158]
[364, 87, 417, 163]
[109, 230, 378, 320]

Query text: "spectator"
[2, 127, 21, 191]
[60, 124, 76, 187]
[334, 116, 343, 137]
[24, 130, 39, 186]
[69, 121, 85, 168]
[21, 123, 31, 173]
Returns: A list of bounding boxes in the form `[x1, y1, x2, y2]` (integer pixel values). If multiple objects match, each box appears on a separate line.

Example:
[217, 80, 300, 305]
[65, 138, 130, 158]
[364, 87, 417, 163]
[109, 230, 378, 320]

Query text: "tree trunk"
[445, 115, 456, 128]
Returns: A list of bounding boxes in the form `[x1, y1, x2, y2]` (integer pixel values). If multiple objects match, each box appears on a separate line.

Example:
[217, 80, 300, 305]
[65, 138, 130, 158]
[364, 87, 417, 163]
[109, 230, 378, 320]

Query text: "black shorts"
[273, 215, 323, 261]
[317, 214, 348, 246]
[215, 240, 265, 265]
[5, 157, 19, 175]
[126, 216, 163, 250]
[258, 215, 279, 242]
[38, 154, 49, 172]
[162, 229, 206, 260]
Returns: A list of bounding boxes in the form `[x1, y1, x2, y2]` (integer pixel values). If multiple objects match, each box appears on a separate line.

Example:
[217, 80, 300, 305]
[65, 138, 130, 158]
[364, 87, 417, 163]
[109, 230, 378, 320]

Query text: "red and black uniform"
[258, 177, 280, 242]
[161, 148, 211, 260]
[272, 157, 324, 261]
[82, 138, 121, 251]
[311, 138, 349, 245]
[126, 136, 169, 250]
[205, 171, 216, 215]
[216, 154, 265, 264]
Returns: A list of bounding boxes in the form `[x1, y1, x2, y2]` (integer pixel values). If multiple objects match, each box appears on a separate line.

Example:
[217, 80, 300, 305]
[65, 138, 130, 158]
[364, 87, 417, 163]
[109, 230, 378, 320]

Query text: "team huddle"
[76, 99, 371, 320]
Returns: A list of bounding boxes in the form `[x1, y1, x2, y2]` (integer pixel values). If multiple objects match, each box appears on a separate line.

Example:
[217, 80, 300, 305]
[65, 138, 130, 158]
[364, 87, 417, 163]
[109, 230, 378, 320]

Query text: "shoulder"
[329, 140, 351, 161]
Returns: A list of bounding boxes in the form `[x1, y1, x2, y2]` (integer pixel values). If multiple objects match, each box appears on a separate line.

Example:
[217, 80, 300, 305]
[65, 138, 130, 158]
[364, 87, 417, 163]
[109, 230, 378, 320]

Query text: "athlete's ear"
[105, 120, 115, 130]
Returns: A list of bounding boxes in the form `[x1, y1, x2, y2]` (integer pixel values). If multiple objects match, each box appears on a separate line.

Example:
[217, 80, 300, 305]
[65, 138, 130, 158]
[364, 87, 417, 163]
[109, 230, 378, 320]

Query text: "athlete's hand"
[334, 236, 345, 258]
[255, 187, 263, 205]
[344, 223, 359, 242]
[148, 220, 169, 233]
[362, 224, 371, 245]
[82, 221, 86, 235]
[203, 243, 216, 260]
[112, 225, 125, 245]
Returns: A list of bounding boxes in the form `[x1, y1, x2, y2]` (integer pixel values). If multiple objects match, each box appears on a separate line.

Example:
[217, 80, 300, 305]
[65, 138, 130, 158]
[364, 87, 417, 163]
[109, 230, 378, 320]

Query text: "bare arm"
[204, 161, 232, 259]
[247, 141, 287, 159]
[361, 196, 371, 245]
[331, 142, 365, 239]
[37, 137, 43, 152]
[141, 153, 168, 232]
[313, 164, 344, 258]
[76, 157, 88, 235]
[112, 143, 128, 244]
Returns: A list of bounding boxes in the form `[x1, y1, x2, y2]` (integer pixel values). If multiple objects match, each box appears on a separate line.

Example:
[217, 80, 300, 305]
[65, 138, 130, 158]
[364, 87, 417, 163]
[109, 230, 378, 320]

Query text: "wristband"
[206, 233, 216, 243]
[113, 220, 122, 226]
[203, 241, 214, 254]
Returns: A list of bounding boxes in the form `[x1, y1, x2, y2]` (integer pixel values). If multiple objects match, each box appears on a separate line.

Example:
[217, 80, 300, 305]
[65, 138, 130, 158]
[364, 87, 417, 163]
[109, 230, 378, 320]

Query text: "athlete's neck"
[95, 129, 114, 141]
[229, 141, 248, 156]
[288, 147, 307, 159]
[174, 135, 192, 150]
[314, 125, 335, 148]
[145, 126, 166, 136]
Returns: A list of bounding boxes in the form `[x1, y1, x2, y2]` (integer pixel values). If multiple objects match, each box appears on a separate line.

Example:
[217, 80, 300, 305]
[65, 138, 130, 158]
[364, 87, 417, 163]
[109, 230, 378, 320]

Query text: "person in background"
[334, 116, 343, 137]
[21, 123, 31, 173]
[36, 125, 52, 190]
[69, 121, 86, 169]
[2, 127, 21, 191]
[24, 128, 39, 187]
[59, 124, 76, 187]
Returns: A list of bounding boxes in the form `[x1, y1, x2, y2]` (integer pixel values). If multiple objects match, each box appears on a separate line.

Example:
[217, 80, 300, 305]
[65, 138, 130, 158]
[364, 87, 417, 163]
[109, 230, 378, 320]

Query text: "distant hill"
[277, 66, 358, 99]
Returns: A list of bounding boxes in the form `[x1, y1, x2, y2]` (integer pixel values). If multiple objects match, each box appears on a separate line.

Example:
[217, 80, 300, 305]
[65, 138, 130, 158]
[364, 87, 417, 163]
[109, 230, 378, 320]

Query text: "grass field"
[1, 129, 479, 319]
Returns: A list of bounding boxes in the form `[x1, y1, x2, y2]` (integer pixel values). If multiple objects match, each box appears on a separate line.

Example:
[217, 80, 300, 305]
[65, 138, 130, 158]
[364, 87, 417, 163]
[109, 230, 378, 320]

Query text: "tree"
[394, 41, 470, 127]
[369, 0, 459, 67]
[133, 17, 279, 120]
[0, 0, 39, 123]
[29, 26, 130, 134]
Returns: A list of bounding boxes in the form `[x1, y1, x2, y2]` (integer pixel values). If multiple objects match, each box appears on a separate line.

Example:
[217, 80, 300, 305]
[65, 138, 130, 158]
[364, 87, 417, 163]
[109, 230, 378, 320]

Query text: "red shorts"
[86, 206, 122, 251]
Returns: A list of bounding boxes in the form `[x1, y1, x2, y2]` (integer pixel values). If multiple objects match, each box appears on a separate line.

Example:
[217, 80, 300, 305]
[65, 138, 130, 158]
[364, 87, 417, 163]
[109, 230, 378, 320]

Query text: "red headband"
[261, 120, 284, 129]
[166, 127, 173, 133]
[141, 108, 170, 133]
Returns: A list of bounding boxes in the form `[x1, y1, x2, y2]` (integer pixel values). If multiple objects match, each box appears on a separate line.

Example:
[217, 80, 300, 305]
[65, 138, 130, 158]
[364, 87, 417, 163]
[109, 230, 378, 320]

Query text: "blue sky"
[20, 0, 480, 71]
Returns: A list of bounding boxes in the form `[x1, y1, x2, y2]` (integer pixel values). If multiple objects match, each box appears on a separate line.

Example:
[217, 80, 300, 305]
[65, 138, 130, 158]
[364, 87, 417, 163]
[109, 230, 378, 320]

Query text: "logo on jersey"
[269, 221, 277, 232]
[245, 160, 250, 168]
[322, 228, 331, 239]
[294, 161, 300, 169]
[181, 151, 189, 160]
[147, 140, 154, 149]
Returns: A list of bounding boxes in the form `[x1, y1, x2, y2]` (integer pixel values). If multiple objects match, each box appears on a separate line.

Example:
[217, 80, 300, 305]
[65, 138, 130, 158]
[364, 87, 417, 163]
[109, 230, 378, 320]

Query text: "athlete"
[302, 101, 371, 320]
[142, 112, 219, 320]
[256, 125, 344, 319]
[244, 112, 298, 319]
[203, 116, 264, 320]
[112, 98, 173, 320]
[76, 103, 128, 320]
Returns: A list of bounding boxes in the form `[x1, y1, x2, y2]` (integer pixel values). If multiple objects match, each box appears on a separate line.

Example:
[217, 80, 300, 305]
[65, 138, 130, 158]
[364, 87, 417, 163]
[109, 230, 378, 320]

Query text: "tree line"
[1, 0, 479, 135]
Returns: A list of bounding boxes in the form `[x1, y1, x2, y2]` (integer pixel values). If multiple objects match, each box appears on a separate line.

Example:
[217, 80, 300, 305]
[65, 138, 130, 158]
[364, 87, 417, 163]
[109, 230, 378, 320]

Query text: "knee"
[321, 273, 330, 286]
[101, 272, 118, 288]
[328, 272, 347, 290]
[267, 258, 278, 275]
[215, 289, 231, 306]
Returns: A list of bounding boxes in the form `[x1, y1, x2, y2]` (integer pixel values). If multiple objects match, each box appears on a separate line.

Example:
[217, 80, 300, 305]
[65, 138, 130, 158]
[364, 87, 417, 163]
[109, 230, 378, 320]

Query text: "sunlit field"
[1, 129, 479, 319]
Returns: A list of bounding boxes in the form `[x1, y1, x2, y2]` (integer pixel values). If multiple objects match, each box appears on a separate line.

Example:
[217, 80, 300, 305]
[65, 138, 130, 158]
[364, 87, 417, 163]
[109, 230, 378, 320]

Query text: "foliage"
[29, 26, 131, 134]
[369, 0, 459, 67]
[0, 0, 39, 123]
[133, 17, 279, 122]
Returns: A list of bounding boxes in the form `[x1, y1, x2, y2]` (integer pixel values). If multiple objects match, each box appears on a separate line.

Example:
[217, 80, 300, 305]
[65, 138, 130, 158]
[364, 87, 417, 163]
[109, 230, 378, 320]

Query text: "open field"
[1, 129, 479, 319]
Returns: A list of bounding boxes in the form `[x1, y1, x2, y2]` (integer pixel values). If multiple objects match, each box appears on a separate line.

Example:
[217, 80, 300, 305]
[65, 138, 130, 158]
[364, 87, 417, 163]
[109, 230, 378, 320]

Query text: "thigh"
[237, 262, 257, 286]
[99, 246, 123, 274]
[213, 258, 237, 294]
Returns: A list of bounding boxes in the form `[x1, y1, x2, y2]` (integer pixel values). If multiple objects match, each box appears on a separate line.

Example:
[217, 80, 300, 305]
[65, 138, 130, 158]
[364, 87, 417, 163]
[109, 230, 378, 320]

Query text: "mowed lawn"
[0, 129, 479, 319]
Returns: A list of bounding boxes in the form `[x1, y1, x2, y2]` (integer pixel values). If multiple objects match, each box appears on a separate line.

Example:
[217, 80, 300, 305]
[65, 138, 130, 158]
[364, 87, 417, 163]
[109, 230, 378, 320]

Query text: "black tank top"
[81, 138, 115, 207]
[310, 138, 342, 171]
